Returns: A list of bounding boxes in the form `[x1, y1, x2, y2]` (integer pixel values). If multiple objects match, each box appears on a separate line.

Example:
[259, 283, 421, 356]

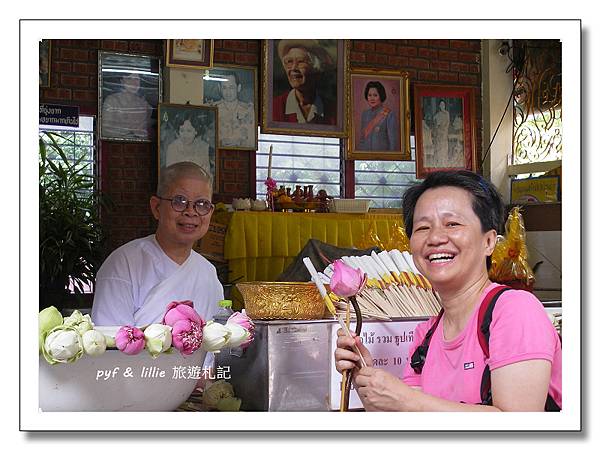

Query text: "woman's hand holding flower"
[334, 328, 373, 373]
[353, 366, 416, 412]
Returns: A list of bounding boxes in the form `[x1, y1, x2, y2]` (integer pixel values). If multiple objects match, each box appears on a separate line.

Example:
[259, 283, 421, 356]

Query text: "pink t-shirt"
[403, 283, 562, 408]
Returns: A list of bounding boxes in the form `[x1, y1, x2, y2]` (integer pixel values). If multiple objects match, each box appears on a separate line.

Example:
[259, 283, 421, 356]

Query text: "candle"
[267, 145, 273, 179]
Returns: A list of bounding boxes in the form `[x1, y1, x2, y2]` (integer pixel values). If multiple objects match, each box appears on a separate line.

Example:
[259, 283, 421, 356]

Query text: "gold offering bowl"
[236, 281, 325, 320]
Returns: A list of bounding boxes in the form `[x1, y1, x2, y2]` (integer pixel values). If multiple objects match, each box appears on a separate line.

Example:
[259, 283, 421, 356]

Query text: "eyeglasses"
[157, 195, 214, 216]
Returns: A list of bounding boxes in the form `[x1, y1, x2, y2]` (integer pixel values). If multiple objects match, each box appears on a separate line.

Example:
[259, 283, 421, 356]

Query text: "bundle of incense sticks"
[321, 249, 442, 319]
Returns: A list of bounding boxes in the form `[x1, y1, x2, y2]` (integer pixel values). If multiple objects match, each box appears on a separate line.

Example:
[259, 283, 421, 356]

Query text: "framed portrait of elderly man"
[98, 51, 162, 142]
[202, 64, 258, 151]
[413, 84, 477, 179]
[262, 39, 347, 137]
[166, 39, 214, 70]
[157, 103, 218, 186]
[346, 69, 411, 161]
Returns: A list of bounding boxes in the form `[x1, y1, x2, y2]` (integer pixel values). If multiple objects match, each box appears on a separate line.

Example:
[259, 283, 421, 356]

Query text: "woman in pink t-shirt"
[334, 170, 562, 411]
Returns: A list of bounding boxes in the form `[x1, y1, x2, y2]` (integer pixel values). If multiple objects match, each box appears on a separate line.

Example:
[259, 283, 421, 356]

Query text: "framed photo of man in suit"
[202, 64, 258, 151]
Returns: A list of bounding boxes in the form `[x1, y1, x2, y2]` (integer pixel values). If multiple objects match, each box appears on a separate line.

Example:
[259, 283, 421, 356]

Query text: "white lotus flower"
[225, 323, 250, 348]
[81, 329, 107, 356]
[144, 323, 172, 358]
[63, 310, 94, 335]
[43, 327, 84, 364]
[200, 321, 231, 353]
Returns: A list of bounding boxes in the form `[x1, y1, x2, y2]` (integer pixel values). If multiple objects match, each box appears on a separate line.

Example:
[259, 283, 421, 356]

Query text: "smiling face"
[367, 87, 382, 108]
[150, 176, 213, 251]
[409, 186, 496, 292]
[282, 47, 315, 92]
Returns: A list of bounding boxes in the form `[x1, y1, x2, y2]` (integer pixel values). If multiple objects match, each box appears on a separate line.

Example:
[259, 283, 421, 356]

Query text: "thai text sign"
[329, 318, 426, 410]
[39, 103, 80, 127]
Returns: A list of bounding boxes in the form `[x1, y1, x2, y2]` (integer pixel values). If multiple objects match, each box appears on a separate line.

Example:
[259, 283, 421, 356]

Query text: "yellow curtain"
[224, 211, 403, 283]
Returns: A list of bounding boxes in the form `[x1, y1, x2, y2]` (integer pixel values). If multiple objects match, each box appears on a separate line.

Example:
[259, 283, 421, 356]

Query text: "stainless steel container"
[215, 319, 335, 411]
[215, 317, 428, 411]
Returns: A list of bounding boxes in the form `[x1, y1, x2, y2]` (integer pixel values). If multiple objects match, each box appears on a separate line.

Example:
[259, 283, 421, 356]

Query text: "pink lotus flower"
[162, 301, 206, 356]
[171, 319, 204, 355]
[226, 311, 255, 349]
[162, 300, 203, 327]
[330, 259, 368, 298]
[265, 177, 276, 191]
[115, 326, 145, 355]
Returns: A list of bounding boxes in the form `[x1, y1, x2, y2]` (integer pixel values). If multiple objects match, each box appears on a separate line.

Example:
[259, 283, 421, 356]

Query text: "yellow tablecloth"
[224, 211, 403, 283]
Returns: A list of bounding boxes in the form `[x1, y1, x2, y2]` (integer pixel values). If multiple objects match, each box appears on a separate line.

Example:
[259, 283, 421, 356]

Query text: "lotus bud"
[144, 324, 172, 358]
[104, 334, 116, 348]
[330, 259, 368, 298]
[216, 396, 242, 412]
[224, 323, 251, 349]
[226, 311, 255, 349]
[200, 321, 231, 353]
[202, 380, 235, 410]
[115, 325, 145, 355]
[63, 310, 94, 335]
[42, 326, 84, 364]
[82, 329, 107, 356]
[171, 319, 203, 355]
[162, 301, 204, 327]
[38, 306, 63, 351]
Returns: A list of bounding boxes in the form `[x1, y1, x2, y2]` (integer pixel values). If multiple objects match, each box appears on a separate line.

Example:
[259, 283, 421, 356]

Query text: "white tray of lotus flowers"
[39, 345, 206, 412]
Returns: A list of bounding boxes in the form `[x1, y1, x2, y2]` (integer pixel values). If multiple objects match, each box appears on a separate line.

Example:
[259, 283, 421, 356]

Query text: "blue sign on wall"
[39, 104, 80, 127]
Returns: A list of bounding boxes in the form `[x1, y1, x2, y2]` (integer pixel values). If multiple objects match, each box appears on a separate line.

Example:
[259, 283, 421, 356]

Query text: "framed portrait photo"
[202, 64, 258, 151]
[262, 39, 347, 137]
[39, 39, 51, 87]
[347, 69, 411, 161]
[158, 103, 219, 186]
[413, 84, 477, 179]
[98, 51, 162, 142]
[166, 39, 214, 70]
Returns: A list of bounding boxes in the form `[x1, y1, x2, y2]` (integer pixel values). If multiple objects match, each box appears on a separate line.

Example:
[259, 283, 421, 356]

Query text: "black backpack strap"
[478, 286, 561, 411]
[477, 286, 512, 406]
[410, 309, 444, 374]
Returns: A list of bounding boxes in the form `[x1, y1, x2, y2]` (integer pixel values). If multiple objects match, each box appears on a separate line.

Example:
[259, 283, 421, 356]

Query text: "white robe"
[91, 235, 223, 327]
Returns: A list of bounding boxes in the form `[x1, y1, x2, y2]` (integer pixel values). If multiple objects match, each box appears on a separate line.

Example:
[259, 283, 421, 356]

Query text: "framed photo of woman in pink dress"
[346, 69, 411, 161]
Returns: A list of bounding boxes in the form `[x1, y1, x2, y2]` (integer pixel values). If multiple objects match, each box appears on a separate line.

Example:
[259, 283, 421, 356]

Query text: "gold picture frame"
[166, 39, 214, 70]
[346, 68, 411, 161]
[261, 39, 347, 137]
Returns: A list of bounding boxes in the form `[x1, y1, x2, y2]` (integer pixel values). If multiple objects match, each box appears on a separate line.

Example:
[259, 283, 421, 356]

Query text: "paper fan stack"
[316, 249, 441, 320]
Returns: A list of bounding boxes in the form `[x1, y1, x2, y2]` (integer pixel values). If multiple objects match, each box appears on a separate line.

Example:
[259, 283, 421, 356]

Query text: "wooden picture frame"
[39, 39, 51, 87]
[346, 69, 411, 161]
[202, 64, 258, 151]
[413, 84, 477, 178]
[166, 39, 214, 70]
[262, 39, 347, 137]
[98, 51, 162, 142]
[157, 103, 218, 187]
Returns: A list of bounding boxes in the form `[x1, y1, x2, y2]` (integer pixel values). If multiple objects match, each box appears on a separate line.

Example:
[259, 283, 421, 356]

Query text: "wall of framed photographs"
[40, 38, 482, 254]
